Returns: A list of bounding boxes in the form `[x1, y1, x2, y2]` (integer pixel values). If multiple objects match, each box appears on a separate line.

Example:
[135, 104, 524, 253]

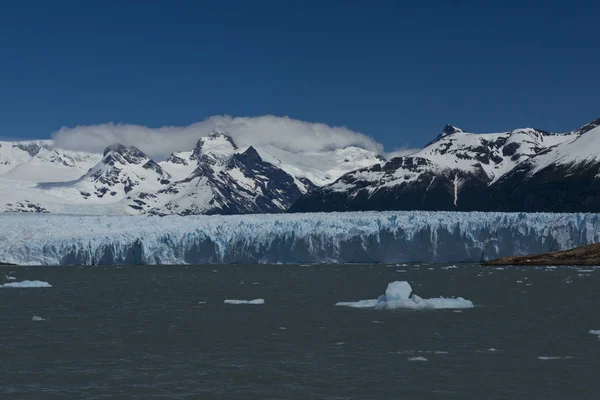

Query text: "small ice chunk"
[224, 299, 264, 305]
[442, 265, 457, 270]
[278, 327, 287, 330]
[589, 329, 600, 336]
[335, 299, 378, 308]
[408, 356, 428, 361]
[537, 356, 573, 360]
[385, 281, 412, 301]
[4, 275, 17, 280]
[336, 342, 345, 345]
[488, 348, 498, 352]
[32, 315, 45, 321]
[198, 301, 207, 304]
[0, 280, 52, 288]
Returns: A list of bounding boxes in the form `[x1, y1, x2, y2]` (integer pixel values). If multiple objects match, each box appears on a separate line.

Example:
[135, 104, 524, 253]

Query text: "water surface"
[1, 264, 599, 399]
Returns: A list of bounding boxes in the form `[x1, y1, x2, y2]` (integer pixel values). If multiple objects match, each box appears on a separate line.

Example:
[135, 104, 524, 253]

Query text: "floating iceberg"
[32, 315, 46, 321]
[408, 356, 429, 362]
[0, 280, 52, 288]
[589, 330, 600, 337]
[224, 299, 265, 305]
[336, 281, 474, 310]
[1, 211, 600, 265]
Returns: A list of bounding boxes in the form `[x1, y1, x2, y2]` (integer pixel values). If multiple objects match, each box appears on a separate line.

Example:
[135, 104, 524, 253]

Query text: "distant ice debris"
[0, 280, 52, 288]
[408, 356, 429, 362]
[335, 281, 473, 310]
[442, 265, 458, 270]
[336, 299, 379, 309]
[224, 299, 264, 305]
[589, 329, 600, 337]
[537, 356, 574, 360]
[31, 315, 45, 321]
[4, 275, 17, 280]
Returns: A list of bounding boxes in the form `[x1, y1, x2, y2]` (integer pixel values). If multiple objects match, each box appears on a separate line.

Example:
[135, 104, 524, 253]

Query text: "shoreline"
[483, 243, 600, 266]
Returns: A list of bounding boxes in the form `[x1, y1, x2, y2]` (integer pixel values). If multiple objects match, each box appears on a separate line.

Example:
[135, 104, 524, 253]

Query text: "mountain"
[0, 132, 384, 215]
[0, 140, 100, 181]
[290, 119, 598, 213]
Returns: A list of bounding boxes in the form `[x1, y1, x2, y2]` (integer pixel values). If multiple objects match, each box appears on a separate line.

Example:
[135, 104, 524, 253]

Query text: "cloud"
[385, 147, 420, 159]
[52, 115, 384, 160]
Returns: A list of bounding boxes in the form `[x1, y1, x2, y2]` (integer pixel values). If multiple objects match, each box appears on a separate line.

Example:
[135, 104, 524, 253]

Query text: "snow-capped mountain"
[291, 118, 598, 213]
[0, 132, 383, 215]
[0, 140, 100, 180]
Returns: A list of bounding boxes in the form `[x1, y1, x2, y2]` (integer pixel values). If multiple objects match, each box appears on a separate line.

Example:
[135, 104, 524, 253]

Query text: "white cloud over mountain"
[52, 115, 384, 160]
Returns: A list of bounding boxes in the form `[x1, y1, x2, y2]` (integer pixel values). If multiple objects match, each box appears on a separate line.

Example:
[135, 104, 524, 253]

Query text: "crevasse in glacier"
[0, 211, 599, 266]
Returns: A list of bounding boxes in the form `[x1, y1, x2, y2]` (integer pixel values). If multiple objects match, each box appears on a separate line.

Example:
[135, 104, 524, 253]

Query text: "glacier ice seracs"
[1, 211, 600, 266]
[335, 281, 474, 310]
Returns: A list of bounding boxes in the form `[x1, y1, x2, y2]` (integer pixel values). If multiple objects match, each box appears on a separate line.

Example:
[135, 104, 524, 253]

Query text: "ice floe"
[537, 356, 574, 360]
[31, 315, 46, 321]
[4, 275, 17, 280]
[224, 299, 265, 305]
[0, 280, 52, 288]
[408, 356, 429, 362]
[336, 281, 473, 310]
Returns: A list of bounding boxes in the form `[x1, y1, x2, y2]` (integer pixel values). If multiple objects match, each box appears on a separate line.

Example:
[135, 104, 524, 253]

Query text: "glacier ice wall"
[0, 211, 599, 266]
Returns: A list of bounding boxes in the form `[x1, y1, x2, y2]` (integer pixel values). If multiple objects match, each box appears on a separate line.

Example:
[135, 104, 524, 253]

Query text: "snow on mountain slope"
[1, 211, 599, 265]
[291, 119, 592, 213]
[39, 144, 171, 205]
[3, 147, 101, 182]
[530, 123, 600, 175]
[0, 140, 53, 175]
[144, 145, 306, 215]
[0, 131, 383, 215]
[254, 145, 385, 188]
[416, 127, 575, 183]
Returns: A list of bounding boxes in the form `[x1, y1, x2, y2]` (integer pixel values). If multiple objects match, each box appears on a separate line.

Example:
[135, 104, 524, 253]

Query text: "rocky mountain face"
[290, 118, 600, 213]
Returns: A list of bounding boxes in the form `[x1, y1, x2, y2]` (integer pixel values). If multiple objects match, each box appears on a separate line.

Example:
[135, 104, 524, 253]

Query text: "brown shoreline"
[483, 242, 600, 266]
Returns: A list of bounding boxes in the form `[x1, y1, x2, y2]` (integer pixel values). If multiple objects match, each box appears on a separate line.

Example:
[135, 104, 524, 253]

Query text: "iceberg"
[0, 280, 52, 288]
[224, 299, 265, 305]
[1, 211, 600, 265]
[32, 315, 46, 321]
[336, 281, 474, 310]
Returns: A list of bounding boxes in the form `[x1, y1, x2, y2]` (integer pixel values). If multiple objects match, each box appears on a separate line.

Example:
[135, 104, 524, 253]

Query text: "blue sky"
[0, 0, 598, 151]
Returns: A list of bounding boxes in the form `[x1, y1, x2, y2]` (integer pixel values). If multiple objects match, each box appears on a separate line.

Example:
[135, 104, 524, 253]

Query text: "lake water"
[1, 264, 599, 399]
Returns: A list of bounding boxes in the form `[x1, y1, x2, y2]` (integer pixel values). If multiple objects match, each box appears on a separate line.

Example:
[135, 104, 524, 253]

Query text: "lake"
[1, 264, 599, 399]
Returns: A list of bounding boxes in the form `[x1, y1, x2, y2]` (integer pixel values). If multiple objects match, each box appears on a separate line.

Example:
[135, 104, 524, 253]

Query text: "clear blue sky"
[1, 0, 598, 149]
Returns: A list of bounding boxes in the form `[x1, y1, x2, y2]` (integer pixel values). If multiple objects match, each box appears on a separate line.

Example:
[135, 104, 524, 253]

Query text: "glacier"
[1, 211, 600, 266]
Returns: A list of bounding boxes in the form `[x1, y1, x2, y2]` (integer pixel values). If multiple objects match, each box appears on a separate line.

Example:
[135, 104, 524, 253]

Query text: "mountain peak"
[102, 144, 149, 165]
[191, 132, 238, 161]
[572, 117, 600, 135]
[441, 124, 464, 136]
[424, 125, 465, 147]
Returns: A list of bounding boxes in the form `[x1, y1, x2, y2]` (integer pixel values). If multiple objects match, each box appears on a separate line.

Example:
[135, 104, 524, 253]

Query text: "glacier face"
[1, 211, 599, 266]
